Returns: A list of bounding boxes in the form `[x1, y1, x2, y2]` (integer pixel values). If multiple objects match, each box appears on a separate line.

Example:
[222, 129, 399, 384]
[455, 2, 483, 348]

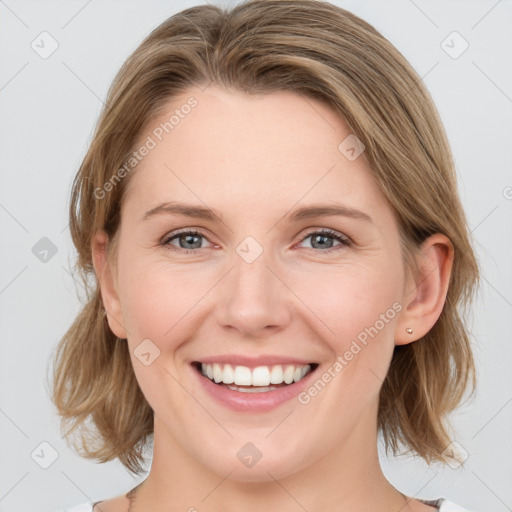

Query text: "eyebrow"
[142, 201, 373, 224]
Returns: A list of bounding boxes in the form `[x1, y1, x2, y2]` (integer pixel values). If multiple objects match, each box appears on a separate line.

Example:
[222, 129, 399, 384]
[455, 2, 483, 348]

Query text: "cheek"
[299, 258, 404, 408]
[302, 258, 403, 344]
[291, 262, 403, 443]
[116, 260, 211, 410]
[117, 253, 209, 340]
[117, 246, 404, 351]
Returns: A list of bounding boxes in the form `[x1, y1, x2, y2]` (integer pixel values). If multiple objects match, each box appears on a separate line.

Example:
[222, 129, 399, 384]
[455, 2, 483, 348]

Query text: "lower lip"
[191, 364, 317, 412]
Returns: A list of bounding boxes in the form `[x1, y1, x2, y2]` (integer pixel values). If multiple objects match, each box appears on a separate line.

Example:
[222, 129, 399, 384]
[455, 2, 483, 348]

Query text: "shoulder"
[419, 498, 475, 512]
[438, 498, 476, 512]
[53, 504, 94, 512]
[58, 497, 475, 512]
[53, 494, 124, 512]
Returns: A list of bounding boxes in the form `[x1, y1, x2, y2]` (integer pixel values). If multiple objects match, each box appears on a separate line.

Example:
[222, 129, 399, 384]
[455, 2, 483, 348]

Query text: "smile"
[197, 362, 315, 390]
[191, 360, 319, 410]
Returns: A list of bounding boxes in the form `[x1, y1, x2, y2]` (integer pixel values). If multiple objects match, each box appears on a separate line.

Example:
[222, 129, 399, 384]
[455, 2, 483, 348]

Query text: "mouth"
[192, 361, 319, 393]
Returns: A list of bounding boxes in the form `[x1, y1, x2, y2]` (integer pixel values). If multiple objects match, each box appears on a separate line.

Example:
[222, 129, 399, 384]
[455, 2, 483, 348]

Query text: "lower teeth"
[225, 384, 279, 393]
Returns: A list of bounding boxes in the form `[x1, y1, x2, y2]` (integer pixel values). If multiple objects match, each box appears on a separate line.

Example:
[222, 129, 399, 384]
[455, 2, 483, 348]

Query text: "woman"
[51, 1, 479, 510]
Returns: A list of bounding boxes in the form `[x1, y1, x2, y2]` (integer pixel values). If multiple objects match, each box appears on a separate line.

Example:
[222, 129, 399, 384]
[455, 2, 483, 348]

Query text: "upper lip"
[194, 355, 317, 368]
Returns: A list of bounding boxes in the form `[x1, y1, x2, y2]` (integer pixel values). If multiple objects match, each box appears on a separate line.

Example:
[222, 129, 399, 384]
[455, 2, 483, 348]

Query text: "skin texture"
[92, 85, 453, 511]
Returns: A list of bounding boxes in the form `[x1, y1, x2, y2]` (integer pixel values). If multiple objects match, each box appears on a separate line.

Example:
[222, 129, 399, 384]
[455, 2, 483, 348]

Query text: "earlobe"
[91, 230, 128, 339]
[395, 233, 454, 346]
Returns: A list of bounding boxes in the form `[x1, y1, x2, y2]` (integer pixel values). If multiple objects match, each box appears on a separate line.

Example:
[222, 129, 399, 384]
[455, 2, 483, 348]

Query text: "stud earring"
[406, 328, 413, 334]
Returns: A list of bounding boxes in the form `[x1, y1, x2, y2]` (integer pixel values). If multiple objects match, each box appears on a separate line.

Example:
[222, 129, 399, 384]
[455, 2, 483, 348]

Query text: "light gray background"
[0, 1, 511, 511]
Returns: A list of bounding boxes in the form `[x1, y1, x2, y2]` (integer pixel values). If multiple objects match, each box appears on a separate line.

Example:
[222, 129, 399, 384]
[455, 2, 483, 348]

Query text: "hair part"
[50, 0, 479, 474]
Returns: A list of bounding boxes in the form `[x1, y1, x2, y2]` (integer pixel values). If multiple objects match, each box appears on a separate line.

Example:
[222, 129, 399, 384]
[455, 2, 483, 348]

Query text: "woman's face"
[103, 85, 413, 481]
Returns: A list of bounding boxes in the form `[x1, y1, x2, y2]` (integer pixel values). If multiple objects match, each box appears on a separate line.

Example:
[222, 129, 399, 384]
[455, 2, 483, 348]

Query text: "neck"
[133, 407, 405, 512]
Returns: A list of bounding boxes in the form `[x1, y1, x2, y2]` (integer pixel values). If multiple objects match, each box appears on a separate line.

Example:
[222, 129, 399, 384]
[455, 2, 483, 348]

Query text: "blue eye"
[161, 230, 208, 253]
[298, 228, 351, 253]
[161, 228, 351, 254]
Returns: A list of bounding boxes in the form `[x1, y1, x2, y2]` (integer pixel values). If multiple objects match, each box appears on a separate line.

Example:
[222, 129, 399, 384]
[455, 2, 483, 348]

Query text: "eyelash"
[160, 228, 352, 255]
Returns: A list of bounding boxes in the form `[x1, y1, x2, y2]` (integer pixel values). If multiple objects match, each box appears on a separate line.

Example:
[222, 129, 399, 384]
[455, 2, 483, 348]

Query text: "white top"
[55, 498, 475, 511]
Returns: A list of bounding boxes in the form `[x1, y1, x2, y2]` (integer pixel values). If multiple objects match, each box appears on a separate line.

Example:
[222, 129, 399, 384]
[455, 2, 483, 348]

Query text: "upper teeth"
[200, 363, 312, 386]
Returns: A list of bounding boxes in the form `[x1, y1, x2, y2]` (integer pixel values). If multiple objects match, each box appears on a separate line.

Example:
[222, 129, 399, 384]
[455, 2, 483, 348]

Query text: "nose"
[214, 244, 292, 338]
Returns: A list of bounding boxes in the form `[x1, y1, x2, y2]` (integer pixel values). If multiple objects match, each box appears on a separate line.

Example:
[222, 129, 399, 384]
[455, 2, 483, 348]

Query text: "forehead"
[122, 86, 388, 221]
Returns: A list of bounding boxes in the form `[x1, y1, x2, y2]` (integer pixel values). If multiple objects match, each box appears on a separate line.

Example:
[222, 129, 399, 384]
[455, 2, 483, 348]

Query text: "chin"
[199, 446, 313, 483]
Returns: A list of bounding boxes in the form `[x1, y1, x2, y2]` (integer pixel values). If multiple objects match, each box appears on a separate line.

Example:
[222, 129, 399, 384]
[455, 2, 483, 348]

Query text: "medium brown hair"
[50, 0, 479, 474]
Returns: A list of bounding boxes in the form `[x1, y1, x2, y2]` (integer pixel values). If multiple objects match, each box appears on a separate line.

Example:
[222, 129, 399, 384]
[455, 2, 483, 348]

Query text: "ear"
[91, 229, 128, 339]
[395, 233, 454, 345]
